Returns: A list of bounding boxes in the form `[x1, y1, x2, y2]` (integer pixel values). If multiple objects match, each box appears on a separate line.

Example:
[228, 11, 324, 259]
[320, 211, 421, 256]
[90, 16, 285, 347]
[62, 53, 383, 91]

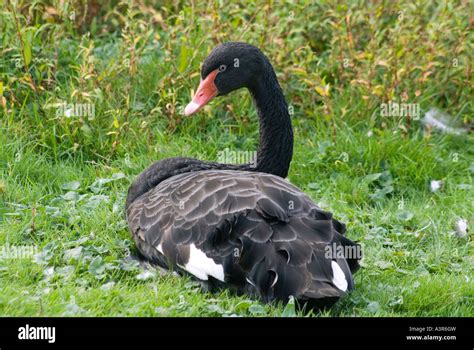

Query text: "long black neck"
[246, 64, 293, 178]
[126, 61, 293, 209]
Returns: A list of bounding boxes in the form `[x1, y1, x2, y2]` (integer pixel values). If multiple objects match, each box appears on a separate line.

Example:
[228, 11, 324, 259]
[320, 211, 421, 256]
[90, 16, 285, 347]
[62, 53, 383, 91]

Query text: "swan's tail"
[214, 204, 360, 309]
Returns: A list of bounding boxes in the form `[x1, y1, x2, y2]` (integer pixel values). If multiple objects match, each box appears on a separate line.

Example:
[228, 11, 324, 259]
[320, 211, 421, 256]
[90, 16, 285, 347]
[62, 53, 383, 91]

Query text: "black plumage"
[126, 42, 360, 308]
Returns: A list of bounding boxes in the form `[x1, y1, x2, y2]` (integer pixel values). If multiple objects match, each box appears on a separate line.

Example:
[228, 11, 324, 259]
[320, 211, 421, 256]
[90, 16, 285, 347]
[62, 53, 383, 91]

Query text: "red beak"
[184, 69, 219, 116]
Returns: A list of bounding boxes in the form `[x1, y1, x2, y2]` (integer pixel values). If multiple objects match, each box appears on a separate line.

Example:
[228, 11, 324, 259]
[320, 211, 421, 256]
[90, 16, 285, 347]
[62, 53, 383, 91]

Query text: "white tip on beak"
[184, 101, 200, 116]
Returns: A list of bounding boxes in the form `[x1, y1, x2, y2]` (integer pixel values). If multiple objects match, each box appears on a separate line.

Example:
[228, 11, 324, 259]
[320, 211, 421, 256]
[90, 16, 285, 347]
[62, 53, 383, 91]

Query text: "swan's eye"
[218, 64, 227, 73]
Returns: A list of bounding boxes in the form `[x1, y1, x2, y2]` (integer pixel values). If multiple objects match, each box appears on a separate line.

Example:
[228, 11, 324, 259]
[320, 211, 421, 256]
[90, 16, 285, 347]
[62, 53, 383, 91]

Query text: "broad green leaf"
[61, 181, 81, 191]
[364, 173, 382, 183]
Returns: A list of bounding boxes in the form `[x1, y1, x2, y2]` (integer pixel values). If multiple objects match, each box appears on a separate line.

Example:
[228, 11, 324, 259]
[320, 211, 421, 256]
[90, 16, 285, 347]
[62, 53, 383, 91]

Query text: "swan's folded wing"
[128, 170, 305, 247]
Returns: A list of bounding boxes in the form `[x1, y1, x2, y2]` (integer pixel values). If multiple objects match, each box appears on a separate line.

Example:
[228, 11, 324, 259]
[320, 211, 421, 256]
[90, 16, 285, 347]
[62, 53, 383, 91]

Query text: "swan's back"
[127, 170, 359, 307]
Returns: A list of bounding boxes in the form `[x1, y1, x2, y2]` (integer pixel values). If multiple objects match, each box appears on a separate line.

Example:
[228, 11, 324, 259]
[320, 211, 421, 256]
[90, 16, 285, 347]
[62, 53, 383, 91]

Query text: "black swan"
[126, 42, 359, 308]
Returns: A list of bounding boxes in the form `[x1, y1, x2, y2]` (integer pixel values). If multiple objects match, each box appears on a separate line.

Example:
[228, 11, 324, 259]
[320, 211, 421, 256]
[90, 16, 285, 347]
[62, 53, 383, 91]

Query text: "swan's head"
[184, 42, 267, 116]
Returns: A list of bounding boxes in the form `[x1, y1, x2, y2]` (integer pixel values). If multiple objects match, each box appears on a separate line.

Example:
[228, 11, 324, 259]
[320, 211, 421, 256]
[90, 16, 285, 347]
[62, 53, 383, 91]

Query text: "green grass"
[0, 0, 473, 317]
